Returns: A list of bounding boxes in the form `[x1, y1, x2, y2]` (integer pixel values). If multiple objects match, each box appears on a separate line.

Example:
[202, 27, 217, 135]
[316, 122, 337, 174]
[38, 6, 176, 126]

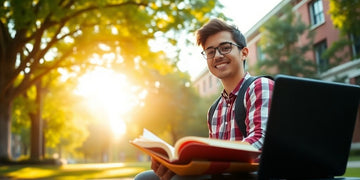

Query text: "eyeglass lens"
[202, 42, 235, 59]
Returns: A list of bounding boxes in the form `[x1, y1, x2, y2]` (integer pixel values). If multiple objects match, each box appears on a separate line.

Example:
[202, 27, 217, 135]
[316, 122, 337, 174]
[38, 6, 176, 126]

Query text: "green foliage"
[322, 38, 352, 69]
[184, 92, 222, 138]
[329, 0, 360, 37]
[42, 77, 90, 156]
[12, 96, 32, 135]
[11, 70, 91, 159]
[325, 0, 360, 63]
[256, 4, 316, 78]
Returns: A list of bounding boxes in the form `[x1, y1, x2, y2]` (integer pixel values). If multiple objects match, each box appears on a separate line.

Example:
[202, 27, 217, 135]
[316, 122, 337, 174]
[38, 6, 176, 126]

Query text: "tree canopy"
[0, 0, 225, 161]
[324, 0, 360, 62]
[329, 0, 360, 37]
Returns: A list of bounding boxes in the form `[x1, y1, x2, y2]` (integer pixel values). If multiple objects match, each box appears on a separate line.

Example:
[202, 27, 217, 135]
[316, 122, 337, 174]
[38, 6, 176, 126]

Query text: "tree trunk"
[42, 120, 46, 158]
[0, 99, 12, 162]
[30, 81, 44, 160]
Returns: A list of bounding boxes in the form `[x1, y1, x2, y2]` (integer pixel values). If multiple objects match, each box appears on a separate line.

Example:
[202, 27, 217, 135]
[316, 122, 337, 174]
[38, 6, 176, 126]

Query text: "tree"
[11, 93, 32, 158]
[256, 4, 316, 77]
[323, 0, 360, 63]
[329, 0, 360, 38]
[41, 71, 90, 160]
[11, 70, 90, 160]
[0, 0, 225, 161]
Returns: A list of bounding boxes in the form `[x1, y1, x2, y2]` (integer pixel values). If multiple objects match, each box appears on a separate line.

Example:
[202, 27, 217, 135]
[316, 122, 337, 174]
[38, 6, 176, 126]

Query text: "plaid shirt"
[207, 73, 274, 149]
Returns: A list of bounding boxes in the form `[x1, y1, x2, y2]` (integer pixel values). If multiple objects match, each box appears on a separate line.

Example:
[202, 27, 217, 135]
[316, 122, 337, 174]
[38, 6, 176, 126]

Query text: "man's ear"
[241, 47, 249, 60]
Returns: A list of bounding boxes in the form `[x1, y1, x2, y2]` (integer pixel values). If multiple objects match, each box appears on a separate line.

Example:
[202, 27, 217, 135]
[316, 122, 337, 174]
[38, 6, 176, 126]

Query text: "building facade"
[193, 69, 222, 97]
[193, 0, 360, 143]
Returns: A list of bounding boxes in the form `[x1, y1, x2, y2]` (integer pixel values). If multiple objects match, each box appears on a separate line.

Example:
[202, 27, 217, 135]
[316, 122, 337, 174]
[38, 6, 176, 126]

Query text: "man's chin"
[211, 71, 229, 80]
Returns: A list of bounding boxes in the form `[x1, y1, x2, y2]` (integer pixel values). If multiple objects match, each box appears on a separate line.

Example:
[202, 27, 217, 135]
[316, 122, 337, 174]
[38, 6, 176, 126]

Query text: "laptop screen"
[258, 74, 360, 179]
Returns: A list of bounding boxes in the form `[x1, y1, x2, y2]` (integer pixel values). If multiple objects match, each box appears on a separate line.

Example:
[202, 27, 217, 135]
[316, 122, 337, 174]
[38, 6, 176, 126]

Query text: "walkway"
[348, 161, 360, 168]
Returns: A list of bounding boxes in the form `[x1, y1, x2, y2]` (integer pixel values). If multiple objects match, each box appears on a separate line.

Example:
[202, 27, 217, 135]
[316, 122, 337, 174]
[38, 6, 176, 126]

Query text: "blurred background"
[0, 0, 359, 178]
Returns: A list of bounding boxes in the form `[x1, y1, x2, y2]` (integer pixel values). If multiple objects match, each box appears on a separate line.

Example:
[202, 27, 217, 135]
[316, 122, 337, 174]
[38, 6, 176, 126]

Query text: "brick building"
[193, 0, 360, 143]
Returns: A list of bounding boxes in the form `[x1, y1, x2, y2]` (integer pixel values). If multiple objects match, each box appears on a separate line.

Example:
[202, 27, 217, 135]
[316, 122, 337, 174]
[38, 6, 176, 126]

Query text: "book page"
[174, 136, 259, 153]
[132, 129, 175, 159]
[143, 129, 168, 143]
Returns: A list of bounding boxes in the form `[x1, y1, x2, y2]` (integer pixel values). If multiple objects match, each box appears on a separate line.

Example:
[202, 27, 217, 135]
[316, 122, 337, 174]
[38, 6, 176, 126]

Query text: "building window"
[309, 0, 324, 27]
[350, 34, 360, 58]
[314, 40, 328, 73]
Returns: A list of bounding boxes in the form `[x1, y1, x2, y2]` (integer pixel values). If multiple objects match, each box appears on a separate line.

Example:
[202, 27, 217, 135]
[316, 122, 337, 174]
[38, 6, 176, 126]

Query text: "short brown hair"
[196, 18, 246, 49]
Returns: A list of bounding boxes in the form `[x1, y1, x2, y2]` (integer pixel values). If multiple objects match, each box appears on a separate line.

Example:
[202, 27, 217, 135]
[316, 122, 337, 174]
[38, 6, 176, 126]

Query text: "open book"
[130, 129, 261, 175]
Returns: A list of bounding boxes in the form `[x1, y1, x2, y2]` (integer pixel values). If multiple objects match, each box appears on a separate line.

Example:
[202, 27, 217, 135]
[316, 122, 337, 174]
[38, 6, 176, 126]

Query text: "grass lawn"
[343, 154, 360, 177]
[1, 160, 360, 179]
[344, 168, 360, 177]
[0, 162, 151, 179]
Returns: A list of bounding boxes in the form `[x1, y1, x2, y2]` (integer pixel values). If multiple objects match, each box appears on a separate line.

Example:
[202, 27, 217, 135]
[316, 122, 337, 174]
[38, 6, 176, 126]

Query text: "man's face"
[203, 31, 247, 80]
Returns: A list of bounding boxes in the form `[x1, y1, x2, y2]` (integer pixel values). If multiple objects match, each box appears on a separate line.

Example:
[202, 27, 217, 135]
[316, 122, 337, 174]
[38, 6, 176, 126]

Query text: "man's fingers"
[155, 164, 167, 177]
[151, 158, 175, 180]
[161, 169, 175, 180]
[151, 158, 160, 171]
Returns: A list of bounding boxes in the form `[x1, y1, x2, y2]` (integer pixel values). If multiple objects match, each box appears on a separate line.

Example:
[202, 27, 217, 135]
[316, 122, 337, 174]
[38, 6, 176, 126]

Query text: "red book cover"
[130, 129, 260, 175]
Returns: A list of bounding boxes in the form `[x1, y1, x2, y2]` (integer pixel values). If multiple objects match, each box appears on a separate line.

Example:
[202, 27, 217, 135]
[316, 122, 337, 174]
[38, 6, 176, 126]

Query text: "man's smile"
[215, 61, 230, 69]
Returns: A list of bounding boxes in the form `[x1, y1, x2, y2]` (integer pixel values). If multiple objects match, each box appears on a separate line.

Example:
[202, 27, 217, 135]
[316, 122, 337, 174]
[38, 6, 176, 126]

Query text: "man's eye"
[206, 49, 215, 55]
[221, 46, 231, 51]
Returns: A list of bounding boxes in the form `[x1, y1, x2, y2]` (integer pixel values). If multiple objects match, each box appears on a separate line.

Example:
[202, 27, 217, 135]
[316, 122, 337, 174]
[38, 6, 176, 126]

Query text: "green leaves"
[329, 0, 360, 37]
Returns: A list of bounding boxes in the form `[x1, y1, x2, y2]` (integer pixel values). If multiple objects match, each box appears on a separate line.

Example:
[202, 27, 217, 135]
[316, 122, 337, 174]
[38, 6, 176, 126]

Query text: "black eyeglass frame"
[201, 42, 244, 60]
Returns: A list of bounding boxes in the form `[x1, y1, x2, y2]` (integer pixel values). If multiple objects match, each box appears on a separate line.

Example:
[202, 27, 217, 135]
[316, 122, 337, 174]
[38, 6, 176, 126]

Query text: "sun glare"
[75, 67, 139, 137]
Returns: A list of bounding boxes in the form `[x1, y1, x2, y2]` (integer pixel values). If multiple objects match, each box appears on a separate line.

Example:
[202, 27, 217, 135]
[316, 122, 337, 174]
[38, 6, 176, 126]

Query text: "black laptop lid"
[258, 74, 360, 179]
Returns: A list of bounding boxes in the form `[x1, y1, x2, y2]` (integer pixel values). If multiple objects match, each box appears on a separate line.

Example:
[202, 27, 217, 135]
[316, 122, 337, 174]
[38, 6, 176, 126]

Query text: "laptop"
[258, 74, 360, 179]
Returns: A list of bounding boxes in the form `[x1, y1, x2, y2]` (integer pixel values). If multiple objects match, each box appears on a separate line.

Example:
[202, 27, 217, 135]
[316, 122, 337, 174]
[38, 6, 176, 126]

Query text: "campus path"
[348, 161, 360, 168]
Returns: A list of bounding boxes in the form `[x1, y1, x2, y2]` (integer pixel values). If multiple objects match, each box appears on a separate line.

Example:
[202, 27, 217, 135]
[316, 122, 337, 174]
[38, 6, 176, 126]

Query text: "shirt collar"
[221, 72, 250, 100]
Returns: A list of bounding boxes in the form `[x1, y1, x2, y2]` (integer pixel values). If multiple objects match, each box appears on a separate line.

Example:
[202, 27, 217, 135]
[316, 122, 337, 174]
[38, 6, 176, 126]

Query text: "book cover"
[130, 129, 260, 175]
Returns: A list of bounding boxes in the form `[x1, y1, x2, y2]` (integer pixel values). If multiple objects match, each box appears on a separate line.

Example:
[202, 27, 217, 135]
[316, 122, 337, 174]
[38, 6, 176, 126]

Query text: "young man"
[198, 19, 274, 149]
[135, 18, 274, 180]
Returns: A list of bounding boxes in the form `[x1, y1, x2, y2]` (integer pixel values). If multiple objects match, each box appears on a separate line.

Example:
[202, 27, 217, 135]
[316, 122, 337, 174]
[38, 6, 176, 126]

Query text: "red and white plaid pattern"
[208, 73, 274, 150]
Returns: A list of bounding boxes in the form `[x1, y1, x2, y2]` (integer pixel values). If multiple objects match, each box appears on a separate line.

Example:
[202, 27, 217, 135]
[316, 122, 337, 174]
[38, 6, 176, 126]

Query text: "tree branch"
[0, 21, 9, 63]
[11, 49, 73, 100]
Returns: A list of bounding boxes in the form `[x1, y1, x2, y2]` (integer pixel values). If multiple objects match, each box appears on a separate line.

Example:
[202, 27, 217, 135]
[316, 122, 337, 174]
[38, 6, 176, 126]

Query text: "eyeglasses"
[201, 42, 243, 60]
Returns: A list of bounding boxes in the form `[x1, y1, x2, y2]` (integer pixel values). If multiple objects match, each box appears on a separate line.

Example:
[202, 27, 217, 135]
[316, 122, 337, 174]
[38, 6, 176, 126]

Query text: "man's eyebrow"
[205, 41, 233, 50]
[205, 46, 215, 50]
[220, 41, 232, 45]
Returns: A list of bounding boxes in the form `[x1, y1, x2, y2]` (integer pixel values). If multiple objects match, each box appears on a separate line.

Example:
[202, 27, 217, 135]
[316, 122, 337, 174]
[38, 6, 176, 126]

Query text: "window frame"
[314, 40, 328, 74]
[309, 0, 325, 28]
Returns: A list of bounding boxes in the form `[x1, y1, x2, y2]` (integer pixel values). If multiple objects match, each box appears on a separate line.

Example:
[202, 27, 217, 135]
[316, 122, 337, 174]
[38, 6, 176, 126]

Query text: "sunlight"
[7, 167, 55, 179]
[109, 113, 127, 138]
[75, 67, 139, 137]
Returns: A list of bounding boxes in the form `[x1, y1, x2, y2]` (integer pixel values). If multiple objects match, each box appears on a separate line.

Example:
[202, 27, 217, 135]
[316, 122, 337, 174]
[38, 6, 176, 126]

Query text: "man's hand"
[151, 158, 175, 180]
